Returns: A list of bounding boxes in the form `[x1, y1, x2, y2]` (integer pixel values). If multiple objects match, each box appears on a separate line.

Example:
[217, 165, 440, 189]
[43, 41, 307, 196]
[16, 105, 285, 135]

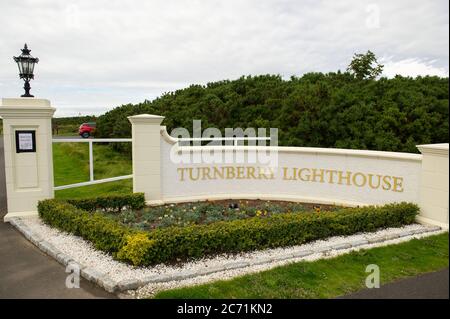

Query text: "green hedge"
[38, 198, 419, 266]
[137, 203, 418, 265]
[66, 193, 145, 213]
[38, 199, 134, 253]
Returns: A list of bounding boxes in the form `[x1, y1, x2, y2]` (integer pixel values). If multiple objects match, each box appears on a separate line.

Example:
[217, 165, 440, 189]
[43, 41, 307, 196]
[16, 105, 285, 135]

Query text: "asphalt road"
[342, 268, 449, 299]
[0, 221, 115, 298]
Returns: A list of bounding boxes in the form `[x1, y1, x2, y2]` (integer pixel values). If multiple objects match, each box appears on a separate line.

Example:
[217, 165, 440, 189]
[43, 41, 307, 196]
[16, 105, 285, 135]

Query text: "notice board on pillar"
[15, 130, 36, 153]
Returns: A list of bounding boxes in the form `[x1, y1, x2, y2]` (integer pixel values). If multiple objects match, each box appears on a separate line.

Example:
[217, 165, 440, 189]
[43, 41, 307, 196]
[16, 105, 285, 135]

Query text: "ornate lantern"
[13, 43, 39, 97]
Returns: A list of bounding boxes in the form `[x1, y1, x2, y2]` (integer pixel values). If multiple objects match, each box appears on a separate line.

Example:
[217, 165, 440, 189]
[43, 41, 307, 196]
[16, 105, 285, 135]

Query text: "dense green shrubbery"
[38, 198, 419, 266]
[52, 116, 97, 127]
[38, 199, 132, 253]
[66, 193, 145, 213]
[96, 73, 448, 153]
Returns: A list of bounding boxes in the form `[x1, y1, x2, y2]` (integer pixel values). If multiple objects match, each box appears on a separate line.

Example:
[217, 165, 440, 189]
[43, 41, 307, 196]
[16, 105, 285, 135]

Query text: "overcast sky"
[0, 0, 448, 117]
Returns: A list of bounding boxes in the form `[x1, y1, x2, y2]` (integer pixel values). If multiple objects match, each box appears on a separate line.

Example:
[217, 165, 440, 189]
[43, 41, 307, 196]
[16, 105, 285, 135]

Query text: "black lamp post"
[13, 43, 39, 97]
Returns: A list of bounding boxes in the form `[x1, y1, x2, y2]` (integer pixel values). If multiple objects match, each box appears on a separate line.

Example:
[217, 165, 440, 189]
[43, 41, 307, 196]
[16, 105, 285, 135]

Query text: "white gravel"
[21, 216, 445, 298]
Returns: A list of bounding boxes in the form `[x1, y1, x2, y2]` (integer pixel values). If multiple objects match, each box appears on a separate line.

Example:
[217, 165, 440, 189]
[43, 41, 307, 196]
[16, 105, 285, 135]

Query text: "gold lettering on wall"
[368, 174, 382, 189]
[175, 166, 405, 193]
[382, 175, 392, 190]
[188, 167, 200, 181]
[326, 170, 338, 183]
[226, 166, 235, 179]
[201, 167, 211, 180]
[283, 167, 293, 180]
[352, 172, 367, 187]
[311, 169, 325, 183]
[177, 168, 186, 181]
[298, 168, 310, 181]
[338, 171, 351, 185]
[247, 166, 257, 179]
[213, 167, 224, 179]
[392, 177, 404, 192]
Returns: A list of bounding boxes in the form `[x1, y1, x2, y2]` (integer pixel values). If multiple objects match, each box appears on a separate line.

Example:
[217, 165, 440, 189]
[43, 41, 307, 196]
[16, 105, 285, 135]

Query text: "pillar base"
[416, 216, 449, 230]
[4, 211, 38, 223]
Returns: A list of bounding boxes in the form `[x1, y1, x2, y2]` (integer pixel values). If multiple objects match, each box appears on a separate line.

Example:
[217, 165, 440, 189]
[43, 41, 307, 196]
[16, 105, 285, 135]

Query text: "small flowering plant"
[107, 200, 336, 231]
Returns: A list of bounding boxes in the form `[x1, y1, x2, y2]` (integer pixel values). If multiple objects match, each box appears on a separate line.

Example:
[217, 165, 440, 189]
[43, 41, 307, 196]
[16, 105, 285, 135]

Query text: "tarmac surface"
[341, 268, 449, 299]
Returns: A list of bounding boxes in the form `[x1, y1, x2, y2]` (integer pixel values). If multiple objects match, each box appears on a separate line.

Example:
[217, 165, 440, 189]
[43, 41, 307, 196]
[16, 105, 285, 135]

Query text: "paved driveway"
[342, 268, 449, 299]
[0, 136, 114, 298]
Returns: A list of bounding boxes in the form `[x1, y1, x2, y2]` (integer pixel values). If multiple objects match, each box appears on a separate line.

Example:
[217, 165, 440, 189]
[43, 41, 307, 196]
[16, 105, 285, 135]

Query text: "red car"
[79, 122, 96, 138]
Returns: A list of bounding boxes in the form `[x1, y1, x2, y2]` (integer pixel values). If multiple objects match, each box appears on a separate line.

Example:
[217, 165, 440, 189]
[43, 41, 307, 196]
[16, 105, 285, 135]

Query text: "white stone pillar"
[0, 98, 56, 222]
[417, 143, 449, 229]
[128, 114, 165, 204]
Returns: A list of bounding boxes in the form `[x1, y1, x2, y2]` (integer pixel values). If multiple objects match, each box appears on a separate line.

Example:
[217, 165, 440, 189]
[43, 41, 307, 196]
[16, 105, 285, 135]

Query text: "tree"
[347, 50, 384, 80]
[95, 73, 448, 153]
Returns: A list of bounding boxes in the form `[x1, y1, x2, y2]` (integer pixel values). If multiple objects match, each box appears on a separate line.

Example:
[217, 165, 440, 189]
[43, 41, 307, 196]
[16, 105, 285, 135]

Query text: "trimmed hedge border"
[38, 197, 419, 266]
[66, 193, 145, 213]
[38, 199, 132, 253]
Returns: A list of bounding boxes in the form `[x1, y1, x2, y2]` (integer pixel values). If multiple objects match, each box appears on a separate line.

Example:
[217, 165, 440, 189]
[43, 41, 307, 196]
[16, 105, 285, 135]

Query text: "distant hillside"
[79, 73, 450, 152]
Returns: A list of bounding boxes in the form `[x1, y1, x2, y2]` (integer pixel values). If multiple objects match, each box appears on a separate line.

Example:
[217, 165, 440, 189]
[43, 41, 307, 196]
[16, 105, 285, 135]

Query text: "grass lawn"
[53, 142, 132, 199]
[52, 124, 79, 136]
[154, 233, 449, 299]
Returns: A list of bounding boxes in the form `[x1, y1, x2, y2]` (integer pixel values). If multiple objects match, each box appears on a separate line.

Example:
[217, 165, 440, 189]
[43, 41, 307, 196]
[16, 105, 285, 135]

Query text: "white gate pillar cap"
[0, 97, 55, 118]
[417, 143, 449, 156]
[128, 113, 164, 125]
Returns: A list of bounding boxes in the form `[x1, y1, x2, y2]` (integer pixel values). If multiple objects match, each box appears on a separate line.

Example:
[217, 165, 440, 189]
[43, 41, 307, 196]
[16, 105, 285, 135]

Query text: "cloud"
[381, 57, 449, 78]
[0, 0, 448, 117]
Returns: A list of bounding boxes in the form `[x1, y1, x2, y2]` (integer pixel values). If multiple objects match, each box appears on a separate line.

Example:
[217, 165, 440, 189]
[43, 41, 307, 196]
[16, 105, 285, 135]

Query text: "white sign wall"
[160, 138, 422, 206]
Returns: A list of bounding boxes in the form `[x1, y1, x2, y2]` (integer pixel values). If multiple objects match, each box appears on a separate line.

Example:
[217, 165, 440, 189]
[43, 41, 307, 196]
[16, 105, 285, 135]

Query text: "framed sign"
[15, 130, 36, 153]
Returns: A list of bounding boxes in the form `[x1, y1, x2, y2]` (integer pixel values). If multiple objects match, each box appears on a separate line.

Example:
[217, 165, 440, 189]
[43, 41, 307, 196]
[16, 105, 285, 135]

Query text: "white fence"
[52, 136, 267, 190]
[52, 138, 132, 190]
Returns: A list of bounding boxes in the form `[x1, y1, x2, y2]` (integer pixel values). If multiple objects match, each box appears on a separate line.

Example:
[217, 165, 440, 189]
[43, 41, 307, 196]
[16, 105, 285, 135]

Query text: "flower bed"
[38, 195, 419, 267]
[107, 200, 337, 230]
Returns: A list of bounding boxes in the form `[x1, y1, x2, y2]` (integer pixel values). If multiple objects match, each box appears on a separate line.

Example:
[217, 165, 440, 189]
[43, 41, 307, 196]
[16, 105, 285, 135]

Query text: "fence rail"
[52, 138, 132, 190]
[52, 136, 270, 190]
